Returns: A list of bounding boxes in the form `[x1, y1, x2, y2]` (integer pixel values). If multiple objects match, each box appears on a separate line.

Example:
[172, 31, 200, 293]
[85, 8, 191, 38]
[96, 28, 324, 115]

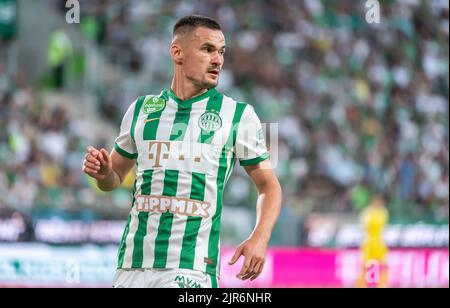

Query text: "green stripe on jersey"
[143, 98, 166, 141]
[198, 92, 223, 143]
[117, 213, 132, 268]
[206, 102, 246, 276]
[179, 172, 206, 269]
[117, 175, 138, 268]
[153, 169, 179, 268]
[169, 104, 192, 141]
[131, 170, 153, 268]
[224, 154, 236, 186]
[210, 274, 218, 288]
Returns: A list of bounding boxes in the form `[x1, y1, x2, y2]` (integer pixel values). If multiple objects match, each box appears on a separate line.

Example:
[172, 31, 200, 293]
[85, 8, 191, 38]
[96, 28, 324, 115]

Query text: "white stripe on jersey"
[183, 97, 209, 145]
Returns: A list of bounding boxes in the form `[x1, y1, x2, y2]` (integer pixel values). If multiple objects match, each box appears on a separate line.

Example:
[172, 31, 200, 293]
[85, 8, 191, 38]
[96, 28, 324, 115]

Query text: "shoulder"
[220, 92, 254, 112]
[219, 94, 263, 126]
[136, 92, 167, 104]
[121, 93, 163, 119]
[131, 92, 167, 109]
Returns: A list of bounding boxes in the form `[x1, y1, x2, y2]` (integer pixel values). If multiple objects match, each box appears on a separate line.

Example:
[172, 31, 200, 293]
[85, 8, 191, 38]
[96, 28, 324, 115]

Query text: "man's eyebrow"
[200, 42, 226, 49]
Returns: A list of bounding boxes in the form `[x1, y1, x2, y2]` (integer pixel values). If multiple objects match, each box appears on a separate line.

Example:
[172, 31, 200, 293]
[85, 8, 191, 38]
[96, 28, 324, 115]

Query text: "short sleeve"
[235, 105, 270, 166]
[114, 100, 138, 159]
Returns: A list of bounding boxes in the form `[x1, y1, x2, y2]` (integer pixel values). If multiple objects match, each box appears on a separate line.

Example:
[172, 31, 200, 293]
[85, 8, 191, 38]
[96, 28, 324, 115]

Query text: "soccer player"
[356, 195, 389, 288]
[82, 15, 282, 288]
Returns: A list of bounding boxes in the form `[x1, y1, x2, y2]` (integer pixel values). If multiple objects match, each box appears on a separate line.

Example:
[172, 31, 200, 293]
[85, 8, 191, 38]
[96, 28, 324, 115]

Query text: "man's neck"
[171, 75, 208, 101]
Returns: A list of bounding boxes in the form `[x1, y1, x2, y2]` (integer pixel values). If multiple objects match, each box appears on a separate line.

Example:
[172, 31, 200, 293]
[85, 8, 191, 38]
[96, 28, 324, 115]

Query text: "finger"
[241, 272, 254, 281]
[85, 155, 101, 166]
[99, 148, 110, 164]
[87, 146, 100, 158]
[248, 262, 261, 281]
[241, 270, 253, 281]
[250, 260, 264, 281]
[84, 161, 100, 171]
[97, 151, 106, 165]
[241, 258, 257, 281]
[237, 256, 252, 279]
[82, 165, 98, 175]
[228, 247, 243, 265]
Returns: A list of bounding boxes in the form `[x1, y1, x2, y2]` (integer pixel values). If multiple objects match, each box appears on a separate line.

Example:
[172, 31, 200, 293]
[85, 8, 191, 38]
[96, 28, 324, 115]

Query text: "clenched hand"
[82, 146, 112, 180]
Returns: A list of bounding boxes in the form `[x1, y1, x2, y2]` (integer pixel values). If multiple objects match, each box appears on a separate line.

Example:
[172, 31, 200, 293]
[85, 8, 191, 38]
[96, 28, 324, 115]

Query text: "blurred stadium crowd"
[0, 0, 448, 244]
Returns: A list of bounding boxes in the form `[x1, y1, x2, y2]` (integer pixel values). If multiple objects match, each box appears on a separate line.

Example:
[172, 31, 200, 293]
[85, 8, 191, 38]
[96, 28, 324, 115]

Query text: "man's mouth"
[208, 69, 220, 76]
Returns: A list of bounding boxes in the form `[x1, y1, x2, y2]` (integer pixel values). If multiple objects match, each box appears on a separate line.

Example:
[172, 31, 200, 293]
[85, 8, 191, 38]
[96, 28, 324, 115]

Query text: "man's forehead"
[190, 27, 225, 45]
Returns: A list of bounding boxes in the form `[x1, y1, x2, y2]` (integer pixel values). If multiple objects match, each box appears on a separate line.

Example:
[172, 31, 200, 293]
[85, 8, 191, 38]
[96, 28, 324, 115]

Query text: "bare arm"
[82, 146, 135, 192]
[228, 159, 282, 281]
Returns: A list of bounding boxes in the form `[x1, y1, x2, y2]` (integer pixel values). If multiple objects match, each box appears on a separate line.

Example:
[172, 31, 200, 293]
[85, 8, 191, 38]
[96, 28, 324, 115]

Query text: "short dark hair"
[173, 15, 222, 36]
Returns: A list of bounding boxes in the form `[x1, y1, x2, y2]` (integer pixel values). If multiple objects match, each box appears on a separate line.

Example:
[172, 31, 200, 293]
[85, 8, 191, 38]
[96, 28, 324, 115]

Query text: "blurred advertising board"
[0, 244, 117, 287]
[220, 247, 449, 288]
[0, 244, 447, 288]
[0, 217, 125, 244]
[305, 214, 449, 248]
[1, 215, 448, 249]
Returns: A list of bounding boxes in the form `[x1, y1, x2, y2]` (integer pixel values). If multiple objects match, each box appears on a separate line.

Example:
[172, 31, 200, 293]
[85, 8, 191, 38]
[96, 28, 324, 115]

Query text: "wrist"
[96, 168, 117, 191]
[250, 229, 271, 244]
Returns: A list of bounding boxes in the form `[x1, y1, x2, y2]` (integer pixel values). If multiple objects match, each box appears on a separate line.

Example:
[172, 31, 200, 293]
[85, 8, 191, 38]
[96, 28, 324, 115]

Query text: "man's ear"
[170, 43, 183, 65]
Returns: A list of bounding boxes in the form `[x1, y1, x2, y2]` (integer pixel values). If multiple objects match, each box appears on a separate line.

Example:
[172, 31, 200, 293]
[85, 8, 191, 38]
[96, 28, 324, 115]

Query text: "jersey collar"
[167, 88, 217, 105]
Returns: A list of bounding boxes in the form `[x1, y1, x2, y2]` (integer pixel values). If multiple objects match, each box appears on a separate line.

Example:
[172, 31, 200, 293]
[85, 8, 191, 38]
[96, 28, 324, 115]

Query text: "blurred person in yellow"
[356, 195, 389, 288]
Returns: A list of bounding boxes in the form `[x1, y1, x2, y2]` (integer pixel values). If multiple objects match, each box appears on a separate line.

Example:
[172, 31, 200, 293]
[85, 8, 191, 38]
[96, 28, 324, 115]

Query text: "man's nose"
[211, 51, 223, 66]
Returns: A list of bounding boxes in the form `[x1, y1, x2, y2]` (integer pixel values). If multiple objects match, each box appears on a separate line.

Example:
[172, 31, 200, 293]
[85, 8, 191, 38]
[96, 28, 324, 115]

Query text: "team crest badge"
[199, 111, 222, 132]
[142, 96, 166, 114]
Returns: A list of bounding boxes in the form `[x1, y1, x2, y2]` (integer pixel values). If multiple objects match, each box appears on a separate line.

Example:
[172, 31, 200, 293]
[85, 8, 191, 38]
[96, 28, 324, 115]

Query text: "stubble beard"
[188, 75, 219, 90]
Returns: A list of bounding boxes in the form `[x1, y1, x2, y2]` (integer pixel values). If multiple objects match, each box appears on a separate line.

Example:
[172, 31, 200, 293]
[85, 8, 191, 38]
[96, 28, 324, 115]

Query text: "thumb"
[228, 246, 243, 265]
[99, 148, 110, 165]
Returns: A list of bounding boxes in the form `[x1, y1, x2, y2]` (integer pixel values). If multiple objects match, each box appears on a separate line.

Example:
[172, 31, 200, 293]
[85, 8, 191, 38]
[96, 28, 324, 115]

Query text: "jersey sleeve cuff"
[239, 152, 270, 166]
[114, 143, 138, 159]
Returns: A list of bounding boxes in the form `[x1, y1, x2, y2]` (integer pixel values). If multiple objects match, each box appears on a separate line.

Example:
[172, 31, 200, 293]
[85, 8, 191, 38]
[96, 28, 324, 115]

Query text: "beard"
[187, 74, 219, 89]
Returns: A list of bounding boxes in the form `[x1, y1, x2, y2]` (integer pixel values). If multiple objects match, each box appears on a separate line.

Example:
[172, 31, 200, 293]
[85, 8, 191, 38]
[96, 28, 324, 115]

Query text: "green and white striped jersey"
[114, 88, 269, 278]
